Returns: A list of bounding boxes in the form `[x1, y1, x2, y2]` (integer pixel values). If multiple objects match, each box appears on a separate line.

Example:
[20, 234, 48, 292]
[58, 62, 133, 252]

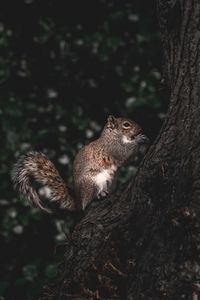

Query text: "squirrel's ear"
[107, 115, 117, 129]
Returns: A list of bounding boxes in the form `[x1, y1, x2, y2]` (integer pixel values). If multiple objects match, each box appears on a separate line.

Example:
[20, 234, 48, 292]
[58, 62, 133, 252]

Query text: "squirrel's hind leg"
[76, 177, 97, 210]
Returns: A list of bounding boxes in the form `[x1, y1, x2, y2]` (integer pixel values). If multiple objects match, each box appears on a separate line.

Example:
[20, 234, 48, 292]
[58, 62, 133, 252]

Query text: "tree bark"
[40, 1, 200, 299]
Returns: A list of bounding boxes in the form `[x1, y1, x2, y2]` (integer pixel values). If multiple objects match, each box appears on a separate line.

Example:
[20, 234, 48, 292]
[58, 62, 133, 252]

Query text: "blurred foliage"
[0, 0, 166, 299]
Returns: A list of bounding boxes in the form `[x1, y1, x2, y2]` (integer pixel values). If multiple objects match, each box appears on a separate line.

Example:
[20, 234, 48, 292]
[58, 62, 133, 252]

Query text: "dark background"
[0, 1, 165, 299]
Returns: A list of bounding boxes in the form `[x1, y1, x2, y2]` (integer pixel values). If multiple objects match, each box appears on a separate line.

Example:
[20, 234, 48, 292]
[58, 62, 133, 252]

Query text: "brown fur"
[12, 115, 149, 211]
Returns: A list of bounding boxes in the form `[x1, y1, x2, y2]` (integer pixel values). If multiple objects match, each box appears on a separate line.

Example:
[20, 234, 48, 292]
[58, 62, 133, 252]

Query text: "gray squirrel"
[12, 115, 149, 212]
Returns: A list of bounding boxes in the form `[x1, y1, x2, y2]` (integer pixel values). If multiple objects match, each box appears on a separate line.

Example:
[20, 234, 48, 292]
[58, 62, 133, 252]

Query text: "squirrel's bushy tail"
[11, 151, 75, 213]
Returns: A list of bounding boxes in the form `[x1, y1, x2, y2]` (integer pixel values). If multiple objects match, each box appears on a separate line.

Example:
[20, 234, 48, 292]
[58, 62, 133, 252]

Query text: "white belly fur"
[94, 166, 117, 191]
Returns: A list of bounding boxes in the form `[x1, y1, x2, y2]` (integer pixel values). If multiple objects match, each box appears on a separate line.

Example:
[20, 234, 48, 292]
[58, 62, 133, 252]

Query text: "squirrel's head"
[103, 115, 149, 145]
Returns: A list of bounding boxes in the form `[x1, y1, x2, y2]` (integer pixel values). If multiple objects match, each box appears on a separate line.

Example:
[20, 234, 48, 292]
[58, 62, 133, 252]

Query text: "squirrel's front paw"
[97, 190, 109, 199]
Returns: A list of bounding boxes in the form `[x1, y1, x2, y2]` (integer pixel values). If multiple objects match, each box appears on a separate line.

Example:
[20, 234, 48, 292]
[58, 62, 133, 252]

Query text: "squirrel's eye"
[122, 122, 131, 128]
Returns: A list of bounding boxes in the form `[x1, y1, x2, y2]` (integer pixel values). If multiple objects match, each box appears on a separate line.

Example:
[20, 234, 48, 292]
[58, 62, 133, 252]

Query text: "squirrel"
[11, 115, 149, 212]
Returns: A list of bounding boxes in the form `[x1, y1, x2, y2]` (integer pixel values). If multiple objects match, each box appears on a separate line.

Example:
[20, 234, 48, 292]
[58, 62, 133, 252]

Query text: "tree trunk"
[40, 1, 200, 299]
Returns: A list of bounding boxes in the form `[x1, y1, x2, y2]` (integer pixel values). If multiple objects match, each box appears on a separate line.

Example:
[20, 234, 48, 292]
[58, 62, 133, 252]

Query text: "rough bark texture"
[40, 1, 200, 299]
